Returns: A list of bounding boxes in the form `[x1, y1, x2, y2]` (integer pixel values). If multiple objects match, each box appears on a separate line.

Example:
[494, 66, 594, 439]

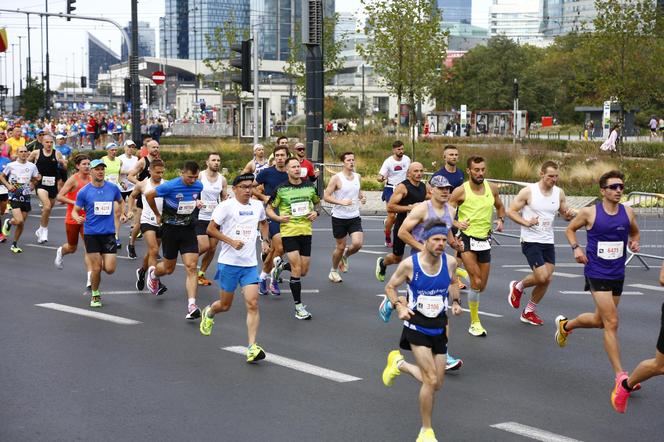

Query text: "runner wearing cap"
[292, 142, 318, 182]
[242, 143, 269, 178]
[101, 142, 124, 248]
[54, 134, 73, 192]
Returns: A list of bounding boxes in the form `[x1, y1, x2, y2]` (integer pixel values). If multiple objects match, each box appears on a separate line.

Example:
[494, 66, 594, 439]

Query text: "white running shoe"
[54, 246, 64, 269]
[328, 270, 342, 283]
[40, 227, 48, 243]
[35, 227, 44, 244]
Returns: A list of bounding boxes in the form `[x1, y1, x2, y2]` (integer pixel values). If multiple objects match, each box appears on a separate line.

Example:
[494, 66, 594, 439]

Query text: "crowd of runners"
[1, 125, 663, 442]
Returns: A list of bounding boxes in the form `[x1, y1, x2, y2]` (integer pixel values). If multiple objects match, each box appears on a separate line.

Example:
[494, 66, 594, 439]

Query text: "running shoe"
[468, 321, 487, 337]
[146, 265, 160, 295]
[10, 245, 22, 253]
[35, 227, 44, 244]
[271, 256, 284, 283]
[455, 267, 469, 281]
[375, 257, 386, 282]
[611, 372, 631, 413]
[186, 304, 201, 320]
[269, 278, 281, 296]
[294, 303, 312, 320]
[328, 270, 342, 283]
[555, 315, 570, 347]
[199, 305, 214, 336]
[156, 283, 168, 296]
[135, 268, 146, 291]
[382, 350, 404, 387]
[0, 233, 6, 243]
[520, 310, 543, 326]
[40, 228, 48, 243]
[339, 248, 349, 273]
[378, 296, 392, 323]
[126, 244, 137, 259]
[246, 343, 266, 363]
[259, 278, 269, 296]
[2, 218, 11, 236]
[54, 246, 64, 269]
[508, 280, 523, 309]
[90, 295, 102, 308]
[445, 354, 463, 371]
[197, 272, 212, 286]
[416, 428, 438, 442]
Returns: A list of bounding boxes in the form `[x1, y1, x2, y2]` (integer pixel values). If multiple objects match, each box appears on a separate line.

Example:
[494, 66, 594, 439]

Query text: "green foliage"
[20, 79, 45, 120]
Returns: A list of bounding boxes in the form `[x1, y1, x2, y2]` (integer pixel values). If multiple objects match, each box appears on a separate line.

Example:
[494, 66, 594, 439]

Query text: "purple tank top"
[412, 201, 453, 244]
[585, 202, 630, 280]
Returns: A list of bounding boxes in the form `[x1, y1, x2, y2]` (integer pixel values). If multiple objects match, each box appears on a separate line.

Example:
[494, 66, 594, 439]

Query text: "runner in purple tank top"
[557, 170, 641, 403]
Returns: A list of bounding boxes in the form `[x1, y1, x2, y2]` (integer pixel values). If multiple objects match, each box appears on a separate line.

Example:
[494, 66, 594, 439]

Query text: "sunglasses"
[295, 147, 305, 151]
[602, 183, 625, 190]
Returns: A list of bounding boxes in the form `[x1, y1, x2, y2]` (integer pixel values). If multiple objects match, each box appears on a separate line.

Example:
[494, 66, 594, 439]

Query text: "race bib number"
[597, 241, 624, 260]
[176, 200, 196, 215]
[470, 237, 491, 251]
[300, 168, 308, 178]
[201, 200, 218, 212]
[41, 176, 56, 186]
[290, 201, 310, 217]
[416, 295, 447, 318]
[233, 224, 255, 242]
[94, 201, 112, 215]
[532, 216, 553, 232]
[107, 174, 119, 184]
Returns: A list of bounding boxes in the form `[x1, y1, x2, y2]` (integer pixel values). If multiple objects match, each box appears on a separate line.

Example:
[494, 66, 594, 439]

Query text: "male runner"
[323, 151, 365, 283]
[101, 143, 123, 248]
[377, 140, 411, 247]
[195, 152, 227, 286]
[381, 220, 462, 442]
[557, 170, 640, 392]
[128, 138, 159, 250]
[145, 160, 204, 319]
[266, 157, 321, 320]
[72, 159, 126, 307]
[449, 155, 505, 337]
[254, 145, 289, 296]
[28, 134, 67, 243]
[6, 127, 25, 159]
[0, 146, 40, 253]
[375, 162, 427, 282]
[506, 161, 575, 325]
[292, 142, 318, 181]
[128, 158, 167, 295]
[119, 140, 139, 258]
[241, 143, 269, 177]
[611, 262, 664, 413]
[0, 152, 9, 243]
[54, 134, 72, 192]
[200, 173, 270, 363]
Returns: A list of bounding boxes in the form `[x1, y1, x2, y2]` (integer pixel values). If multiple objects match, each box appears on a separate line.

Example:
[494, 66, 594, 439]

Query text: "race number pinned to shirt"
[598, 241, 623, 260]
[416, 295, 447, 318]
[94, 201, 112, 216]
[41, 176, 56, 186]
[233, 224, 254, 243]
[532, 216, 553, 232]
[290, 201, 310, 217]
[176, 200, 196, 215]
[470, 237, 491, 252]
[201, 200, 218, 212]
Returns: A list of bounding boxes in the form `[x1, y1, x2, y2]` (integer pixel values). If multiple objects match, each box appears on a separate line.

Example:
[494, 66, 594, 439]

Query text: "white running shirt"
[520, 183, 560, 244]
[212, 198, 265, 267]
[379, 155, 411, 186]
[331, 171, 361, 219]
[140, 178, 164, 226]
[198, 171, 224, 221]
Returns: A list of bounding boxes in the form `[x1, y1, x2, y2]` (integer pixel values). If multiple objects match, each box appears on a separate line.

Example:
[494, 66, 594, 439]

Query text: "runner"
[449, 155, 505, 337]
[101, 142, 123, 248]
[6, 127, 25, 159]
[253, 145, 289, 296]
[28, 134, 67, 244]
[118, 140, 139, 258]
[377, 140, 411, 247]
[241, 143, 269, 177]
[557, 170, 640, 392]
[128, 138, 159, 251]
[0, 146, 40, 253]
[375, 162, 427, 282]
[71, 159, 126, 307]
[195, 152, 227, 286]
[506, 161, 575, 325]
[54, 134, 72, 192]
[0, 152, 10, 243]
[265, 157, 321, 320]
[145, 160, 204, 319]
[200, 173, 270, 363]
[127, 158, 167, 295]
[381, 220, 462, 442]
[323, 151, 365, 283]
[54, 154, 92, 294]
[611, 261, 664, 413]
[292, 142, 318, 182]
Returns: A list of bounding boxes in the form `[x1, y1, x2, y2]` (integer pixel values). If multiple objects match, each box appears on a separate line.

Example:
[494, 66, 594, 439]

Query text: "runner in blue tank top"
[381, 220, 462, 442]
[558, 170, 641, 402]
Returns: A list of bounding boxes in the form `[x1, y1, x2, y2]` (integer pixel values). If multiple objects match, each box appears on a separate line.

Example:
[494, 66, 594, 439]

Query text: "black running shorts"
[657, 302, 664, 354]
[161, 224, 198, 260]
[399, 327, 448, 355]
[140, 223, 162, 239]
[282, 235, 312, 256]
[195, 219, 212, 237]
[37, 185, 58, 199]
[584, 276, 624, 296]
[521, 242, 555, 269]
[331, 216, 362, 239]
[84, 234, 117, 254]
[459, 232, 491, 263]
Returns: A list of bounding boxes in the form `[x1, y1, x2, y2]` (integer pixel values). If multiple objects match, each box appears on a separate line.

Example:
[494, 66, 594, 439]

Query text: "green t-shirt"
[270, 180, 320, 237]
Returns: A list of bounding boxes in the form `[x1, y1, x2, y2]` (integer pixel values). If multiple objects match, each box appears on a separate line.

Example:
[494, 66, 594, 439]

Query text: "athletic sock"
[396, 359, 405, 370]
[12, 241, 17, 247]
[188, 298, 196, 307]
[86, 271, 92, 287]
[289, 277, 302, 304]
[259, 271, 268, 280]
[525, 300, 537, 314]
[198, 270, 204, 277]
[516, 280, 524, 291]
[468, 288, 480, 323]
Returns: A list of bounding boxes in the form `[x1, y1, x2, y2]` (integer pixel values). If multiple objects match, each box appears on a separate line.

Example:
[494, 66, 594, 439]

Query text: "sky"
[1, 0, 492, 98]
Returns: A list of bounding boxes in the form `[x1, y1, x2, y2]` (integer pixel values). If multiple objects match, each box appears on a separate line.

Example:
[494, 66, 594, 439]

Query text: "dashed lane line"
[628, 284, 664, 292]
[378, 294, 503, 318]
[35, 302, 142, 325]
[514, 269, 581, 278]
[490, 422, 582, 442]
[560, 290, 643, 296]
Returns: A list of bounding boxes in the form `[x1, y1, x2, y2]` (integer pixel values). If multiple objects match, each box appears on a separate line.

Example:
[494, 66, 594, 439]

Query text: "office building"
[488, 0, 544, 46]
[88, 33, 120, 88]
[122, 21, 156, 61]
[437, 0, 472, 24]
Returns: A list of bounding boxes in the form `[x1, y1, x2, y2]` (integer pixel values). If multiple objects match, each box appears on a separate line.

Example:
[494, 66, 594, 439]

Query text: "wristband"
[571, 244, 579, 250]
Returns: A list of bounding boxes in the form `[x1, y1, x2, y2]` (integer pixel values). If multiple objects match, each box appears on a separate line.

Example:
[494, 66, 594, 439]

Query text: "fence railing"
[623, 192, 664, 269]
[171, 122, 233, 137]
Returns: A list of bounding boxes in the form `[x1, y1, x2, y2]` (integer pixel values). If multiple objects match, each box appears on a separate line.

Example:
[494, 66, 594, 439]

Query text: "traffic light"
[124, 78, 131, 102]
[66, 0, 76, 21]
[230, 39, 252, 93]
[513, 79, 519, 100]
[80, 76, 87, 88]
[148, 85, 157, 105]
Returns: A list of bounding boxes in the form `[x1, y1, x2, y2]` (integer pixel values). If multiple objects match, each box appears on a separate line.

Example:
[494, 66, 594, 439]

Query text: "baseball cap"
[124, 139, 136, 147]
[55, 134, 65, 140]
[36, 129, 45, 135]
[253, 143, 263, 152]
[90, 159, 107, 169]
[105, 142, 118, 150]
[233, 173, 256, 186]
[429, 175, 453, 189]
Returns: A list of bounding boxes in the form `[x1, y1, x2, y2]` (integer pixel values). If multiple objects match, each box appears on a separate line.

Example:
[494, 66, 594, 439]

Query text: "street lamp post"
[18, 36, 24, 95]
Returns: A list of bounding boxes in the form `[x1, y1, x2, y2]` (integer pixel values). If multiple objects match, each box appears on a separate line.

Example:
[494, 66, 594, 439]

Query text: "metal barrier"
[171, 122, 233, 137]
[623, 192, 664, 269]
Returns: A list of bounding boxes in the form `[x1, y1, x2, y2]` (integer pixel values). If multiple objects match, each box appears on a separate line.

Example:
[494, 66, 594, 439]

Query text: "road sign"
[151, 71, 166, 85]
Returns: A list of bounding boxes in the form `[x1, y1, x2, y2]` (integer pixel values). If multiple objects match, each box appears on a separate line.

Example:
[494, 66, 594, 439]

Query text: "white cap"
[253, 143, 264, 152]
[55, 134, 65, 140]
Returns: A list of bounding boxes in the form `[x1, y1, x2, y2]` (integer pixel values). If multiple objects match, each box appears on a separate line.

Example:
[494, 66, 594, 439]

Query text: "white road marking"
[29, 215, 66, 219]
[560, 290, 643, 296]
[514, 269, 581, 278]
[490, 422, 582, 442]
[221, 346, 362, 383]
[503, 263, 644, 269]
[358, 249, 385, 255]
[628, 284, 664, 292]
[101, 291, 144, 295]
[26, 244, 59, 250]
[280, 289, 319, 294]
[377, 295, 502, 318]
[36, 302, 142, 325]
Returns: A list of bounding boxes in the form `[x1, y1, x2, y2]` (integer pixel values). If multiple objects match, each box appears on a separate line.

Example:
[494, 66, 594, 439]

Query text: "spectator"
[601, 124, 620, 152]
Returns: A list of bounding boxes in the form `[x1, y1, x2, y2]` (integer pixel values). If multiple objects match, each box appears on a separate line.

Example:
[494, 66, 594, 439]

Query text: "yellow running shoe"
[468, 321, 487, 337]
[416, 428, 438, 442]
[246, 343, 266, 363]
[455, 267, 469, 280]
[555, 315, 570, 347]
[199, 306, 215, 336]
[90, 295, 102, 308]
[382, 350, 404, 387]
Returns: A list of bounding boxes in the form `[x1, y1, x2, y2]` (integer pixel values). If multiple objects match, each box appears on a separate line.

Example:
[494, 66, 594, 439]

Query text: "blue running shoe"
[259, 278, 269, 296]
[379, 296, 392, 323]
[445, 354, 463, 371]
[269, 278, 281, 296]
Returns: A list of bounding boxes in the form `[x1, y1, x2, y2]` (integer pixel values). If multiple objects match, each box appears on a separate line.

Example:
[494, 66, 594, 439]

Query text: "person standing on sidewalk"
[377, 140, 411, 247]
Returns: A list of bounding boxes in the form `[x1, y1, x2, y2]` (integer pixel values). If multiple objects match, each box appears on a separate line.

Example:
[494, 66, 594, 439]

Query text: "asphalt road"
[1, 206, 663, 442]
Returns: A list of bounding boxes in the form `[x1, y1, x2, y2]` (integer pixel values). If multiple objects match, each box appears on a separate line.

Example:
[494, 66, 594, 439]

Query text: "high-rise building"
[489, 0, 544, 46]
[541, 0, 565, 36]
[122, 21, 156, 61]
[437, 0, 472, 24]
[560, 0, 598, 33]
[87, 33, 120, 88]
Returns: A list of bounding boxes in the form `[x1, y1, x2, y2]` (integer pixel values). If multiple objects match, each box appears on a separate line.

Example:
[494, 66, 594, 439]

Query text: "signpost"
[151, 71, 166, 85]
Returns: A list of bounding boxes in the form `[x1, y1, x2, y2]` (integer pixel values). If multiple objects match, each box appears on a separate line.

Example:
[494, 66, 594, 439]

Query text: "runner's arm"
[446, 253, 461, 315]
[565, 207, 591, 264]
[252, 180, 269, 203]
[386, 184, 411, 213]
[506, 187, 537, 227]
[127, 158, 144, 184]
[56, 150, 67, 169]
[385, 259, 415, 319]
[71, 204, 84, 224]
[220, 176, 228, 201]
[397, 205, 426, 252]
[448, 185, 465, 209]
[145, 189, 161, 223]
[56, 176, 77, 205]
[323, 175, 345, 205]
[127, 182, 143, 215]
[625, 206, 640, 253]
[558, 189, 576, 220]
[0, 172, 13, 192]
[206, 219, 241, 249]
[241, 159, 255, 175]
[27, 150, 38, 163]
[491, 183, 506, 231]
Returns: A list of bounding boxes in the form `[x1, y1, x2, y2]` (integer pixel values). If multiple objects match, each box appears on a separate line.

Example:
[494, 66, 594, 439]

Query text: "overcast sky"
[1, 0, 491, 98]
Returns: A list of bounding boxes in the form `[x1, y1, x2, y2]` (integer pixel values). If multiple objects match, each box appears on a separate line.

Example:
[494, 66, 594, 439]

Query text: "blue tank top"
[411, 201, 453, 245]
[404, 253, 450, 335]
[585, 202, 630, 280]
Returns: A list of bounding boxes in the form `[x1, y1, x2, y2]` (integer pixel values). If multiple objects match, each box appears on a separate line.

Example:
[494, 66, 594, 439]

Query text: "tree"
[20, 78, 45, 120]
[359, 0, 448, 125]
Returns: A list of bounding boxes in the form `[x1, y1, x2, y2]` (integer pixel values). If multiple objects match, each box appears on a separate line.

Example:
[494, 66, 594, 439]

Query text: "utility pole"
[11, 43, 16, 99]
[513, 78, 519, 146]
[45, 0, 52, 117]
[130, 0, 140, 144]
[303, 0, 324, 180]
[360, 64, 365, 129]
[253, 29, 259, 144]
[18, 36, 24, 95]
[26, 14, 32, 85]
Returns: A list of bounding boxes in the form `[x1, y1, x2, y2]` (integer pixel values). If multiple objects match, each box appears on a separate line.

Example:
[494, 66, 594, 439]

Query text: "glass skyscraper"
[437, 0, 472, 24]
[87, 34, 120, 88]
[122, 21, 156, 61]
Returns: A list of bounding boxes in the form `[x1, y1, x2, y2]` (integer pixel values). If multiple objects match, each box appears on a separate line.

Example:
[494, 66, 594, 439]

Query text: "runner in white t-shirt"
[377, 140, 411, 247]
[200, 173, 269, 364]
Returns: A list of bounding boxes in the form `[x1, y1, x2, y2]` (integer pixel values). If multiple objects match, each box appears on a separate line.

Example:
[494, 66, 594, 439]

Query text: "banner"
[0, 29, 7, 53]
[602, 101, 611, 139]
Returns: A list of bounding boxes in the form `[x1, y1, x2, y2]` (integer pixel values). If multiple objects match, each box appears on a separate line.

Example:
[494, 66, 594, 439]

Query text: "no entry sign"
[152, 71, 166, 85]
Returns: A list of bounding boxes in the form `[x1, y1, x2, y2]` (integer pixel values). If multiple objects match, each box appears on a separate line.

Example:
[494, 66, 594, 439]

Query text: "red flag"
[0, 29, 7, 53]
